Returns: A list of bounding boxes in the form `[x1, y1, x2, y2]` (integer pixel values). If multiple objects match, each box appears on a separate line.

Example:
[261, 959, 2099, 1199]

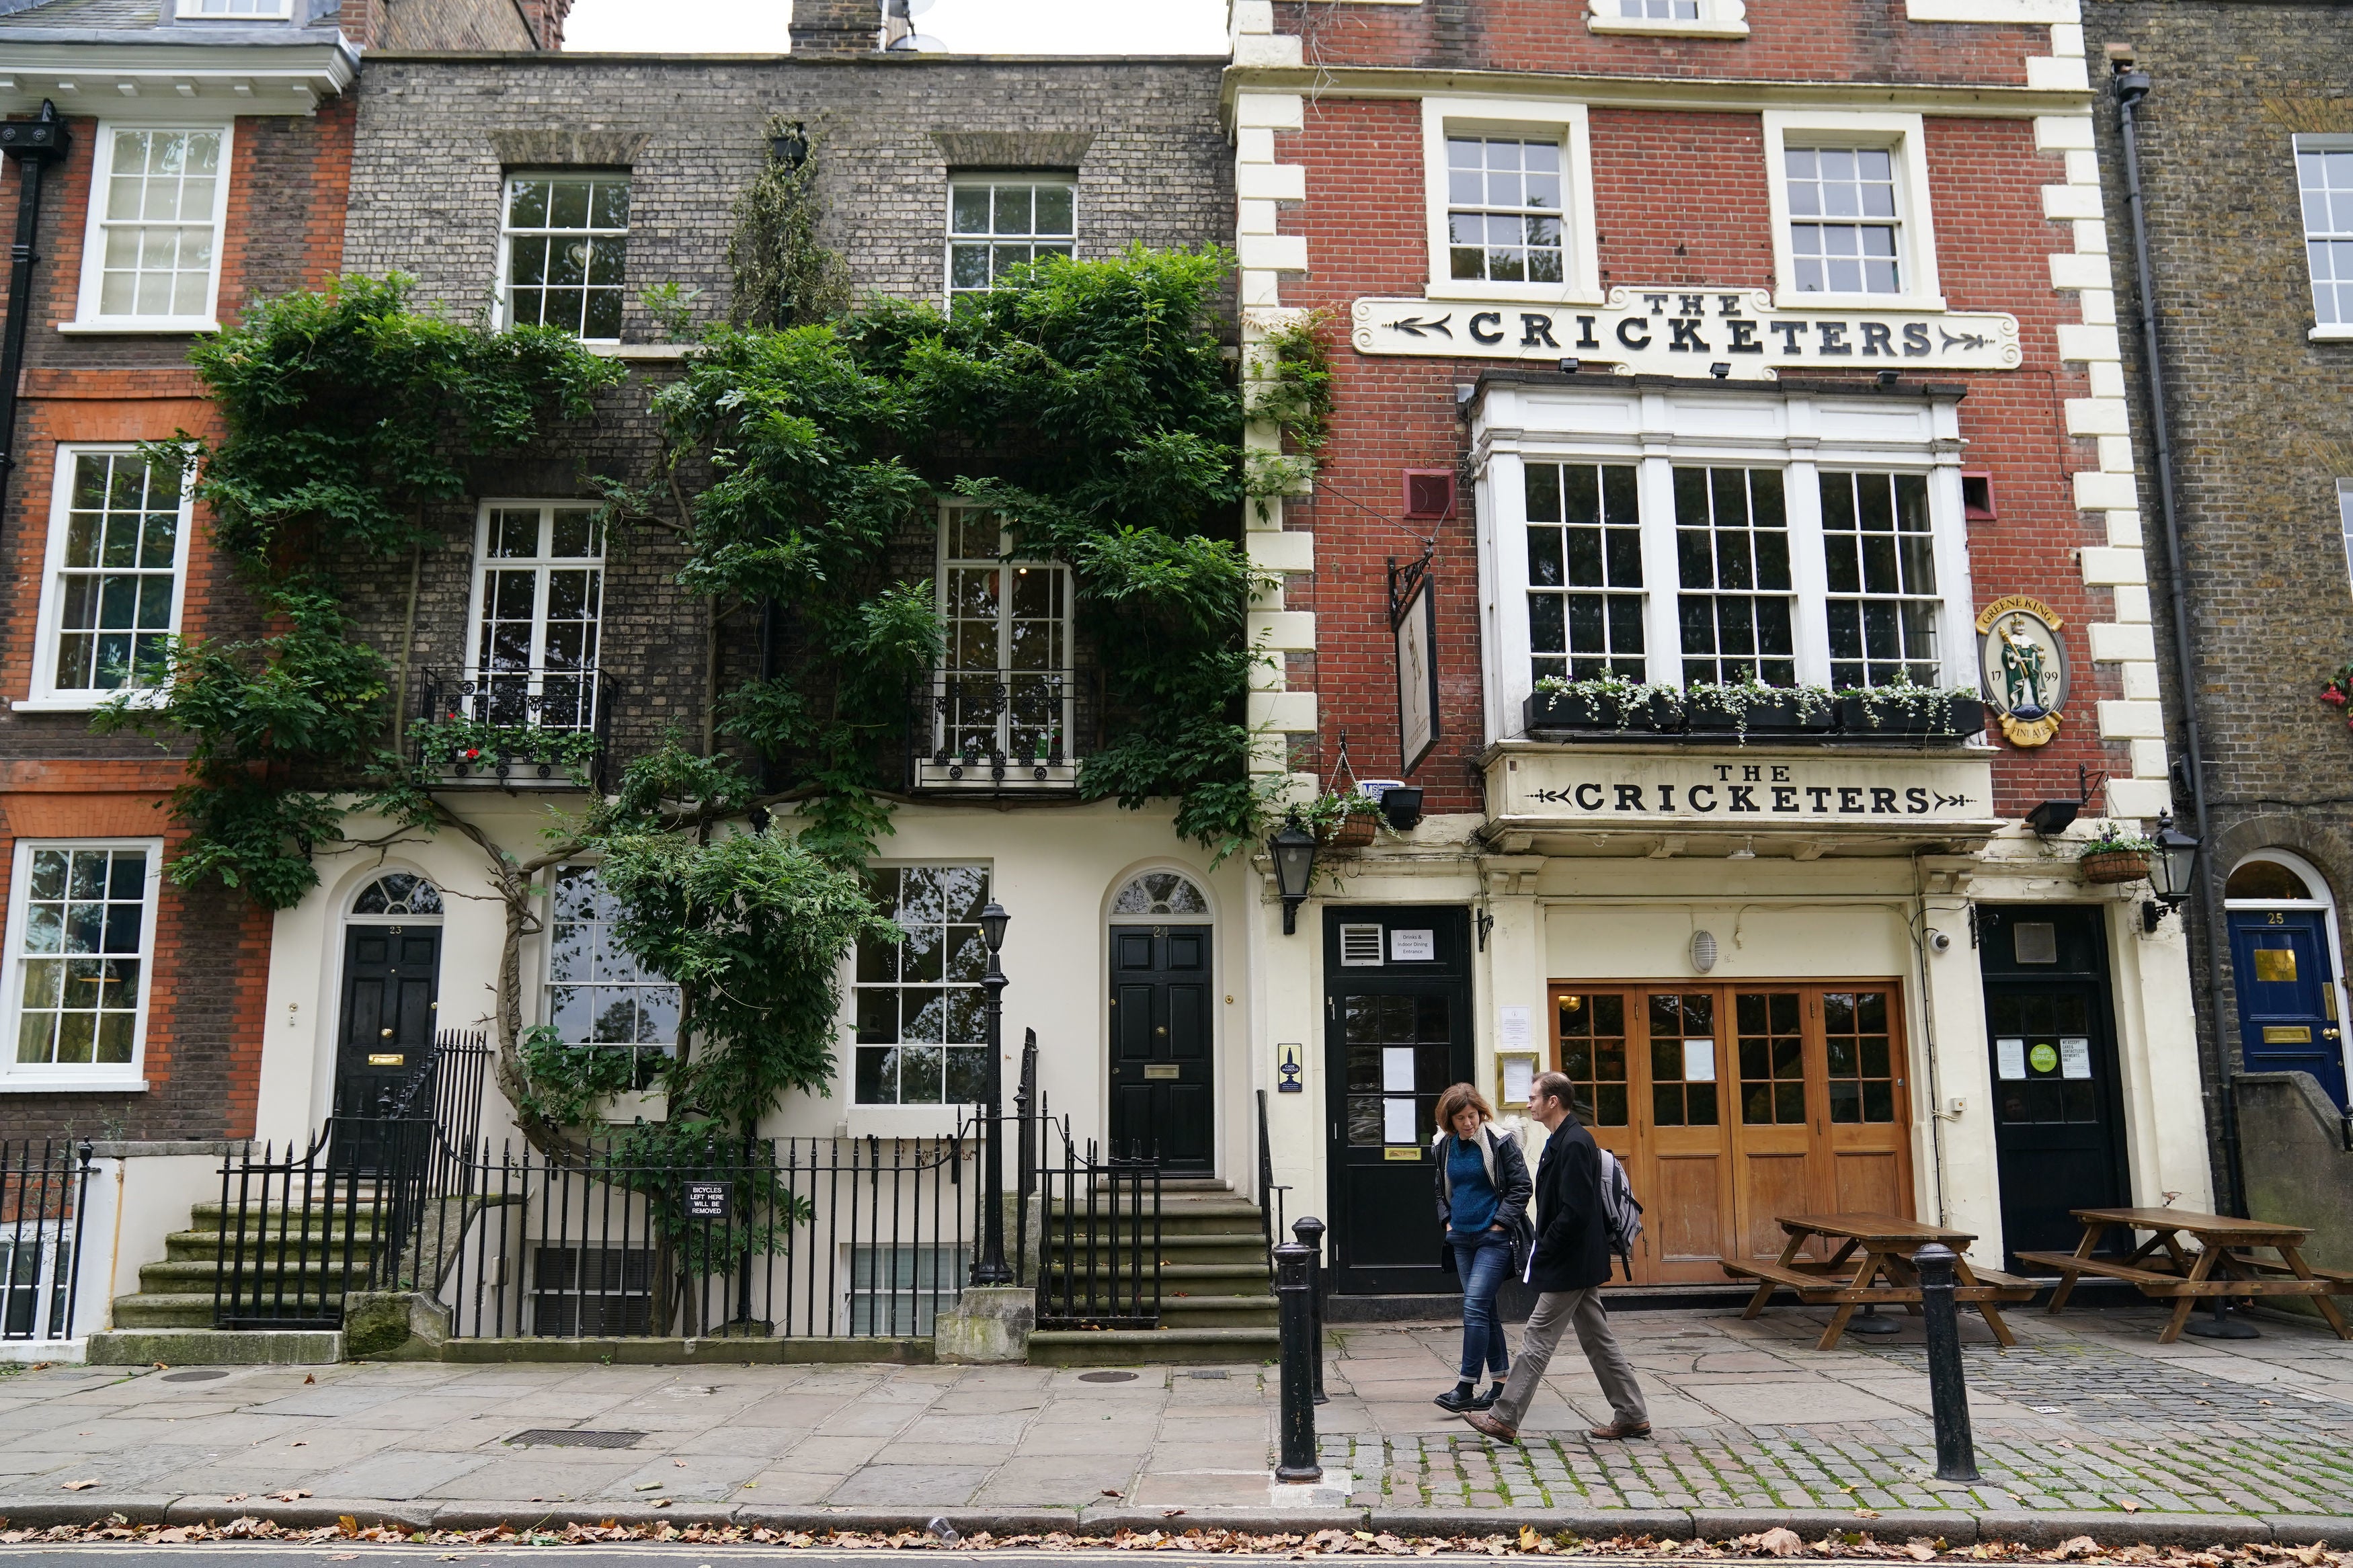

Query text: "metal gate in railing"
[1033, 1114, 1162, 1330]
[0, 1140, 91, 1342]
[423, 1130, 977, 1341]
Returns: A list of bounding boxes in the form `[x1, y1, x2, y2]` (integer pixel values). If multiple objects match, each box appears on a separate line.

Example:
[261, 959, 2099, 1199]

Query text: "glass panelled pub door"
[1552, 982, 1915, 1284]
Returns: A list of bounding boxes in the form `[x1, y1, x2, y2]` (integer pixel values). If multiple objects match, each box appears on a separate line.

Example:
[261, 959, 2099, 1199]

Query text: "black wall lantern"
[768, 124, 809, 169]
[2142, 809, 2200, 933]
[1270, 814, 1318, 936]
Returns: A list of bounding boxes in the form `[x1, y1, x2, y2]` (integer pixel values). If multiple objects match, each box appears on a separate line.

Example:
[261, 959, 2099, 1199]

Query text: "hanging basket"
[2080, 849, 2151, 884]
[1322, 815, 1378, 850]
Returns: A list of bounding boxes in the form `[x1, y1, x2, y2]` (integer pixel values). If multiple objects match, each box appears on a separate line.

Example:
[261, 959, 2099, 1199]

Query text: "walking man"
[1462, 1071, 1650, 1442]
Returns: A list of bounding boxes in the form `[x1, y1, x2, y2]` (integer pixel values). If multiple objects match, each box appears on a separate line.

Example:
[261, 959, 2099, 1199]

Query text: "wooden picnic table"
[1719, 1211, 2037, 1351]
[2015, 1206, 2353, 1344]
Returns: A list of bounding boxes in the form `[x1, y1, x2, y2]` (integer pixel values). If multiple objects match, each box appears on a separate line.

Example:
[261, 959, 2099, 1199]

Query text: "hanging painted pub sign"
[1977, 594, 2069, 748]
[1350, 286, 2021, 378]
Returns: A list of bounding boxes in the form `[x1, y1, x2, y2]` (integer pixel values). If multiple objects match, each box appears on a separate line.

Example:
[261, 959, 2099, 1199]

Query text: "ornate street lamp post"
[975, 899, 1014, 1284]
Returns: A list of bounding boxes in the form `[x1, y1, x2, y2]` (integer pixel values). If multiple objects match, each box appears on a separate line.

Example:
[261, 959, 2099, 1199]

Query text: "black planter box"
[1835, 694, 1987, 741]
[1524, 690, 1680, 733]
[1684, 692, 1837, 736]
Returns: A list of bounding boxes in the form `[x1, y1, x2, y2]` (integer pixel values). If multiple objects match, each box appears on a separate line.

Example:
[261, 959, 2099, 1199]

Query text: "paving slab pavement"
[0, 1302, 2347, 1538]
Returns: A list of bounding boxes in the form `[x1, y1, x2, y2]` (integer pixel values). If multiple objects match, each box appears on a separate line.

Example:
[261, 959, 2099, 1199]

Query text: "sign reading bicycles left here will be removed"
[1350, 286, 2021, 378]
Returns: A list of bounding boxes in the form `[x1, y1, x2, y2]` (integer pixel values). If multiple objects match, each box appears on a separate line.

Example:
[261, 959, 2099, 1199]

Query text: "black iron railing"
[1035, 1116, 1161, 1330]
[0, 1140, 91, 1342]
[909, 666, 1101, 793]
[1257, 1088, 1289, 1277]
[423, 1130, 975, 1339]
[213, 1033, 490, 1329]
[412, 666, 614, 789]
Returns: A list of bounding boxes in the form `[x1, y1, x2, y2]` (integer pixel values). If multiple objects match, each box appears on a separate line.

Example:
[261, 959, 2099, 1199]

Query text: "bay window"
[1482, 384, 1976, 731]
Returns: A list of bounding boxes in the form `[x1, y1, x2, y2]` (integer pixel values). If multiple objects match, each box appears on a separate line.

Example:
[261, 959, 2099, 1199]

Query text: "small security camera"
[1927, 930, 1954, 954]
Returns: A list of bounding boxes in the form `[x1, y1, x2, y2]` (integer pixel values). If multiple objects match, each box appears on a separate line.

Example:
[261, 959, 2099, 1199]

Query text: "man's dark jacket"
[1526, 1118, 1612, 1292]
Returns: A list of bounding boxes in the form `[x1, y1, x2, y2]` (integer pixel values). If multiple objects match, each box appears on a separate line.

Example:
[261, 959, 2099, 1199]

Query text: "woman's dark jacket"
[1433, 1122, 1535, 1278]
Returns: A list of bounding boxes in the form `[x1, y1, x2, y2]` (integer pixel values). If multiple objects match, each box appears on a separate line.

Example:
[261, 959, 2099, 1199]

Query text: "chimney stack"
[791, 0, 879, 56]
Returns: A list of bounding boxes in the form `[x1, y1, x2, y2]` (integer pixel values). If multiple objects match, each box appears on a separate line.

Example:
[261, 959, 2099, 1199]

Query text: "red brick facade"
[1244, 8, 2139, 821]
[0, 100, 354, 1139]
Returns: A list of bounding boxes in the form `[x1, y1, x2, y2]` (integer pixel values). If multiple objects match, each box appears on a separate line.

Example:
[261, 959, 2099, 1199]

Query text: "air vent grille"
[1339, 923, 1385, 966]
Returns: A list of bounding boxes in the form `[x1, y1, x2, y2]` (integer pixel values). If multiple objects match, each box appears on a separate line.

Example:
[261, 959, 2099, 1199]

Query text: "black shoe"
[1470, 1384, 1505, 1410]
[1432, 1385, 1478, 1413]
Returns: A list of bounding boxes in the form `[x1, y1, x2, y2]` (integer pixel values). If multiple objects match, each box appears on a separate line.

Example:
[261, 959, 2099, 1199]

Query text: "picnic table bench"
[1720, 1211, 2036, 1351]
[2015, 1206, 2353, 1344]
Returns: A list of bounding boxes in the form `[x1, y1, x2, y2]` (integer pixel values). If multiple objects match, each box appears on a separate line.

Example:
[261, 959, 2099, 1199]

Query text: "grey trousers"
[1492, 1286, 1648, 1430]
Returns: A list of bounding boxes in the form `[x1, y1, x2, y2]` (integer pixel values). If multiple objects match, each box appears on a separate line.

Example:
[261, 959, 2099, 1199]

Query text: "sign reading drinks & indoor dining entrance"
[1490, 748, 1999, 833]
[1351, 286, 2021, 378]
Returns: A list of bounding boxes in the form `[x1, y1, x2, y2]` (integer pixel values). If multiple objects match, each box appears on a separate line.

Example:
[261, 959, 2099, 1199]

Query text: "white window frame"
[846, 862, 994, 1111]
[541, 862, 681, 1074]
[2297, 134, 2353, 341]
[1421, 97, 1603, 306]
[2338, 480, 2353, 595]
[945, 174, 1078, 304]
[174, 0, 295, 15]
[17, 445, 196, 714]
[1761, 111, 1944, 313]
[1473, 385, 1975, 741]
[1, 838, 163, 1094]
[463, 501, 607, 731]
[64, 122, 232, 335]
[494, 170, 631, 342]
[921, 503, 1077, 789]
[1586, 0, 1749, 38]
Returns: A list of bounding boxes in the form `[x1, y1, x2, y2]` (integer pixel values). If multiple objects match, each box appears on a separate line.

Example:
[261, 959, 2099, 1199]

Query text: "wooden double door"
[1552, 981, 1915, 1284]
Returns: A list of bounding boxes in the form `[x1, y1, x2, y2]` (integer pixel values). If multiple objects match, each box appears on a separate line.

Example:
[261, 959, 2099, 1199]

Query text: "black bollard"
[1275, 1239, 1322, 1481]
[1291, 1215, 1328, 1405]
[1915, 1242, 1979, 1482]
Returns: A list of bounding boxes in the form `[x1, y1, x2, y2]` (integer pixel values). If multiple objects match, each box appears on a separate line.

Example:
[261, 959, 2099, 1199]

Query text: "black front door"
[1323, 907, 1473, 1295]
[335, 923, 443, 1118]
[2227, 909, 2350, 1111]
[1108, 923, 1214, 1173]
[1979, 905, 2130, 1270]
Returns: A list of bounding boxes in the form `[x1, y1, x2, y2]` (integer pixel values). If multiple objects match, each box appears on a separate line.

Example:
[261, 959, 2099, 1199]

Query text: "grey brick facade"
[339, 52, 1234, 757]
[2088, 2, 2353, 1196]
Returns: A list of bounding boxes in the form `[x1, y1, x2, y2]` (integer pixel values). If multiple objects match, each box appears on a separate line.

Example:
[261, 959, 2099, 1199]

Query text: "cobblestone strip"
[1326, 1432, 2353, 1516]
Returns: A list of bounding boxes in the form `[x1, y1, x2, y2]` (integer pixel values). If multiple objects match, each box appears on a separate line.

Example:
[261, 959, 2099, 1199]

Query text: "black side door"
[1323, 907, 1473, 1296]
[334, 923, 443, 1118]
[1108, 923, 1214, 1173]
[1979, 905, 2130, 1270]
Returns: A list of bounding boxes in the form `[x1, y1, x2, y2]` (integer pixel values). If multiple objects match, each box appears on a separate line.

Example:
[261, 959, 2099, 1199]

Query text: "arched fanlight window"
[1110, 871, 1209, 918]
[350, 872, 445, 919]
[2223, 857, 2315, 902]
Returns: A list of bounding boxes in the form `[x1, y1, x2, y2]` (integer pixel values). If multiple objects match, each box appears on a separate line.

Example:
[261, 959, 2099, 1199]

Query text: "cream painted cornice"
[0, 39, 358, 116]
[1218, 63, 2091, 125]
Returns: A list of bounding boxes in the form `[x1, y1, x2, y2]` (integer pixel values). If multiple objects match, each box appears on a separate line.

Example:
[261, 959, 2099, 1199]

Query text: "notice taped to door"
[2059, 1037, 2092, 1080]
[1996, 1038, 2027, 1080]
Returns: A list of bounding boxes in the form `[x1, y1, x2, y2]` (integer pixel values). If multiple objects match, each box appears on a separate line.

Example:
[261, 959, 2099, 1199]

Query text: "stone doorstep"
[0, 1497, 2344, 1546]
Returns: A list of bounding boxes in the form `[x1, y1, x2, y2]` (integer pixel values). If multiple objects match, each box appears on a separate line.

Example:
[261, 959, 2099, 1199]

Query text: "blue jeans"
[1449, 1231, 1513, 1381]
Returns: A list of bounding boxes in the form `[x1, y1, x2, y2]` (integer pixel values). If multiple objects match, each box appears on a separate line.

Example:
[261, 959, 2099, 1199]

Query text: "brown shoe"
[1589, 1419, 1652, 1440]
[1462, 1409, 1520, 1443]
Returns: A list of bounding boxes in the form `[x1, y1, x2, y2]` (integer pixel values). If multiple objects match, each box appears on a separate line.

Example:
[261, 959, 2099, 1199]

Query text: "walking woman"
[1431, 1083, 1533, 1414]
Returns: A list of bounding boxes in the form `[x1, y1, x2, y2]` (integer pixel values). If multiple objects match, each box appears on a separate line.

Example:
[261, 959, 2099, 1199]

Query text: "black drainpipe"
[1, 104, 72, 522]
[2114, 62, 2245, 1214]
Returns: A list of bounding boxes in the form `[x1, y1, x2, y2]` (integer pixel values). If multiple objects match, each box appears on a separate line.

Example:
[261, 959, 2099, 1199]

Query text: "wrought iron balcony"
[910, 667, 1098, 794]
[411, 666, 614, 790]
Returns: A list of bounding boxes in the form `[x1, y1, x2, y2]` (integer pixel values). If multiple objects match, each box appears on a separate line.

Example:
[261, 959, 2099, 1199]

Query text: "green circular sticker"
[2028, 1042, 2060, 1074]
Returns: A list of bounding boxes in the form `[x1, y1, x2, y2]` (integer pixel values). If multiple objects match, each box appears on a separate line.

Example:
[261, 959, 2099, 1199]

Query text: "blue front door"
[2227, 910, 2349, 1111]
